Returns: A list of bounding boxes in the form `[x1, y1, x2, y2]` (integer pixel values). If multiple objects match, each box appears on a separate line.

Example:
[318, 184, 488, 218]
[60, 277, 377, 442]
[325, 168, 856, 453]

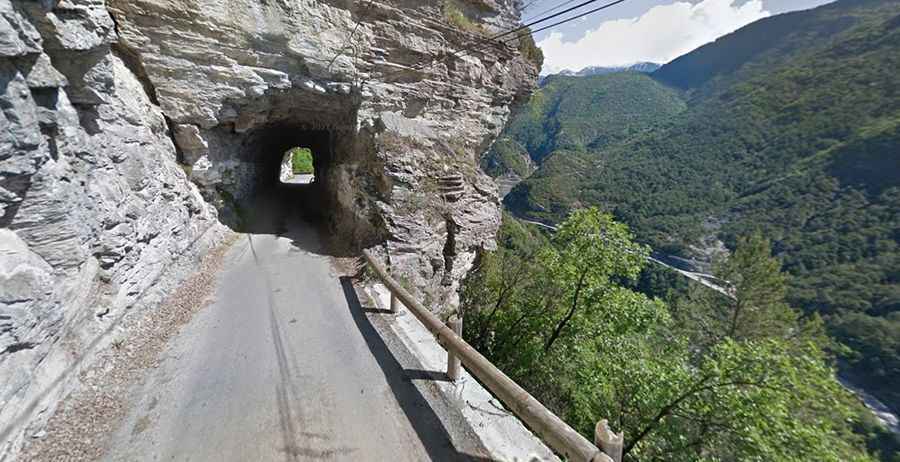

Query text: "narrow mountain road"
[102, 192, 492, 461]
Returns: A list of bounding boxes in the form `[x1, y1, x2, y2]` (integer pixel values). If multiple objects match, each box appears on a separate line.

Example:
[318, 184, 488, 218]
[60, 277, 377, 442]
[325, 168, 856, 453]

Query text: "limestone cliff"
[107, 0, 537, 306]
[0, 0, 537, 455]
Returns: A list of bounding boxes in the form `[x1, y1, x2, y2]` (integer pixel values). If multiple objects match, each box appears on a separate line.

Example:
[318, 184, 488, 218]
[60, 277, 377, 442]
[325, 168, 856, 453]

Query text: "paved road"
[103, 194, 491, 461]
[281, 174, 315, 185]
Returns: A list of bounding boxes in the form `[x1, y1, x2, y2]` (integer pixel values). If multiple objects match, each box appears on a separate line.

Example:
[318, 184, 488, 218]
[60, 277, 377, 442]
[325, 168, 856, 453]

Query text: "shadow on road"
[402, 369, 453, 383]
[338, 277, 500, 462]
[226, 185, 357, 258]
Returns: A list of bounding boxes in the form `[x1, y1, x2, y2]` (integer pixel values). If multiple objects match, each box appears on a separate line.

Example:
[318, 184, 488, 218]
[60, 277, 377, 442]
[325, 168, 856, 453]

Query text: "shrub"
[290, 147, 315, 175]
[443, 1, 485, 35]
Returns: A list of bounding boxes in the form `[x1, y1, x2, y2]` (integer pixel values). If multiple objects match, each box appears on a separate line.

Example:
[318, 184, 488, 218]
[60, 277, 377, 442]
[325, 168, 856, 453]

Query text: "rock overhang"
[0, 0, 537, 454]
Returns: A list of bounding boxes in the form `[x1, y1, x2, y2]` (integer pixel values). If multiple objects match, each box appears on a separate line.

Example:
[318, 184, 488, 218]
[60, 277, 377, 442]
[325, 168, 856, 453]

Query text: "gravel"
[19, 233, 239, 461]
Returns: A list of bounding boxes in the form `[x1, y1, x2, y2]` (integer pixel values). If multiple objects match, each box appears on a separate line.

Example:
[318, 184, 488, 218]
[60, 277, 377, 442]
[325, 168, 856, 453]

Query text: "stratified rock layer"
[107, 0, 536, 311]
[1, 0, 229, 456]
[0, 0, 536, 455]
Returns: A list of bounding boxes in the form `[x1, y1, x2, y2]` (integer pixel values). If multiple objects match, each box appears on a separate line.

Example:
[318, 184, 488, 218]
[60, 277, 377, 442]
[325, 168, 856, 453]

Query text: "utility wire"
[520, 0, 543, 12]
[502, 0, 627, 41]
[450, 0, 628, 66]
[388, 0, 609, 71]
[523, 0, 580, 22]
[327, 0, 373, 72]
[375, 0, 629, 82]
[489, 0, 607, 42]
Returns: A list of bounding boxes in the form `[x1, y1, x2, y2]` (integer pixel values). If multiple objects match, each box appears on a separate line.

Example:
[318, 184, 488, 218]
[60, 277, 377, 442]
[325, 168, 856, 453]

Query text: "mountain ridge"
[548, 61, 661, 78]
[539, 61, 662, 85]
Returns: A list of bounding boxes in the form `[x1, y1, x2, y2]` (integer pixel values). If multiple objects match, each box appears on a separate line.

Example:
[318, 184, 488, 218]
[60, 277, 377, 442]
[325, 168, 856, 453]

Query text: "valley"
[483, 0, 900, 445]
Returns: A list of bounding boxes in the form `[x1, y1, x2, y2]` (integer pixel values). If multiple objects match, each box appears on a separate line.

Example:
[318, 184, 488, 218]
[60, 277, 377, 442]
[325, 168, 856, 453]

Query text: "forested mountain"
[482, 72, 686, 182]
[487, 0, 900, 417]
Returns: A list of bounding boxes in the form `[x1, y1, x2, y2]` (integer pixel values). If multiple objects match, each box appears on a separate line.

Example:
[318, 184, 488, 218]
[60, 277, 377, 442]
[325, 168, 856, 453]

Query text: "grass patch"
[443, 1, 485, 35]
[216, 186, 248, 230]
[177, 163, 193, 177]
[289, 147, 315, 175]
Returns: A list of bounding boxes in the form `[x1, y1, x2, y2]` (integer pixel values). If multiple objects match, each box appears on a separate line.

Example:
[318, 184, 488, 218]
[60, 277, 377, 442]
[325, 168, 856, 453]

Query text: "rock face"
[104, 0, 537, 307]
[1, 0, 228, 456]
[279, 150, 294, 184]
[0, 0, 536, 455]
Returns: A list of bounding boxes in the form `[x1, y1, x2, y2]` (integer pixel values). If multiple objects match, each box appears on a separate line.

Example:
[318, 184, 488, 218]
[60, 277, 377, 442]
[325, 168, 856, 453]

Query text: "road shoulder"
[19, 232, 239, 461]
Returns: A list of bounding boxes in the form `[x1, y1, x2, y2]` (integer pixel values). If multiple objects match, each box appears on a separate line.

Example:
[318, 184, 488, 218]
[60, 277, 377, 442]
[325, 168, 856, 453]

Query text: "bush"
[443, 1, 485, 35]
[290, 147, 315, 175]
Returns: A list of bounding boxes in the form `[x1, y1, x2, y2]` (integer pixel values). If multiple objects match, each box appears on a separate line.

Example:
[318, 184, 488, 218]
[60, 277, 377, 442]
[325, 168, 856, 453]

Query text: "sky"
[527, 0, 836, 74]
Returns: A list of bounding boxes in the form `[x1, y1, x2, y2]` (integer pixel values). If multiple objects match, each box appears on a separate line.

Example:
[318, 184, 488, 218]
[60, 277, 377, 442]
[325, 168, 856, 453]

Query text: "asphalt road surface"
[103, 192, 491, 461]
[281, 174, 314, 185]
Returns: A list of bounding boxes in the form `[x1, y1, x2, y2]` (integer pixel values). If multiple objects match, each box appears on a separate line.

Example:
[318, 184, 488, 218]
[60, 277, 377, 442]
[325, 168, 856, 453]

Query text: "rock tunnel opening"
[197, 87, 384, 253]
[235, 124, 336, 232]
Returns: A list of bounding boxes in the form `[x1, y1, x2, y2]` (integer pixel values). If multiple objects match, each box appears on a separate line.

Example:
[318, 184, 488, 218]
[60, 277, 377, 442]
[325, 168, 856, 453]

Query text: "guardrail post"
[389, 292, 399, 313]
[363, 250, 607, 461]
[595, 420, 623, 462]
[446, 315, 462, 381]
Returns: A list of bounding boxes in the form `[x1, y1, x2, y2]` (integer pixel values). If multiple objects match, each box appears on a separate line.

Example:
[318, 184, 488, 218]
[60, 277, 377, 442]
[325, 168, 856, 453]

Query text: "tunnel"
[197, 86, 387, 252]
[229, 123, 336, 233]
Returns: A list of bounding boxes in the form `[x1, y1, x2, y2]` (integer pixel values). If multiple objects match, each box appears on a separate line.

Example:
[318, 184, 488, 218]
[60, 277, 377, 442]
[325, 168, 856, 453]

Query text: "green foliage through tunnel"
[289, 147, 315, 175]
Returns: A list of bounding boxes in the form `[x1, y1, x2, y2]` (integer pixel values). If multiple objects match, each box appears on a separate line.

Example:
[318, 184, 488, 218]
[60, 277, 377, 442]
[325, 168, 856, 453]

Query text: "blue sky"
[526, 0, 835, 73]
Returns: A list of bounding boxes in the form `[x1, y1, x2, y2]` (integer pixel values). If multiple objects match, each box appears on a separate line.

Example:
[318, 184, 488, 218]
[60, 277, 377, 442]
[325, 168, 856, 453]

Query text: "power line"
[327, 0, 374, 72]
[418, 0, 613, 72]
[501, 0, 627, 43]
[490, 0, 607, 42]
[376, 0, 629, 82]
[521, 0, 543, 11]
[448, 0, 628, 67]
[523, 0, 581, 22]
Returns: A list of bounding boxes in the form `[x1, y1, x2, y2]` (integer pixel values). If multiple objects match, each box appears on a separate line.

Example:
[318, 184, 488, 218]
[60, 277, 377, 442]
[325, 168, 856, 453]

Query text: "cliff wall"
[0, 0, 536, 456]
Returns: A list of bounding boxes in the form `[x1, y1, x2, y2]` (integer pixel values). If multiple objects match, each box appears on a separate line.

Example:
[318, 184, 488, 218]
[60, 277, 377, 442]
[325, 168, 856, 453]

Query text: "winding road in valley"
[518, 219, 732, 296]
[102, 194, 491, 461]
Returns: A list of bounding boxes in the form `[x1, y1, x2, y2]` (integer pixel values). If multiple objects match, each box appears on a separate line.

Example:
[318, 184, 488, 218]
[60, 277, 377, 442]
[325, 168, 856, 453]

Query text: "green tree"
[597, 233, 869, 461]
[494, 1, 900, 420]
[674, 234, 800, 354]
[290, 147, 314, 175]
[463, 216, 874, 461]
[540, 208, 652, 353]
[462, 208, 665, 403]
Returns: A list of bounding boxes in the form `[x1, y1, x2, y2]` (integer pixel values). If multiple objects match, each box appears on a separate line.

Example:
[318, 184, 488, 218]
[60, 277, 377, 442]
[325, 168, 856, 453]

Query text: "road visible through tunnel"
[101, 193, 492, 461]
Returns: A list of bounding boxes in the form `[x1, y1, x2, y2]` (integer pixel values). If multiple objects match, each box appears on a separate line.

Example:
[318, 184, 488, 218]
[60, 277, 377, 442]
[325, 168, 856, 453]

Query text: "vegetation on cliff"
[516, 30, 544, 70]
[289, 147, 315, 175]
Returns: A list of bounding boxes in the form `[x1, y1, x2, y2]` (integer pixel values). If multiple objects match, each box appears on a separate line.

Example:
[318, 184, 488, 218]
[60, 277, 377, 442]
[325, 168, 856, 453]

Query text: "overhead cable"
[377, 0, 630, 81]
[523, 0, 581, 22]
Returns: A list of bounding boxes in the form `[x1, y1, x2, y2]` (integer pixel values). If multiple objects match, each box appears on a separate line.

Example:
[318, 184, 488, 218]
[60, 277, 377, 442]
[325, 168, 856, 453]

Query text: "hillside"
[482, 72, 685, 189]
[492, 0, 900, 416]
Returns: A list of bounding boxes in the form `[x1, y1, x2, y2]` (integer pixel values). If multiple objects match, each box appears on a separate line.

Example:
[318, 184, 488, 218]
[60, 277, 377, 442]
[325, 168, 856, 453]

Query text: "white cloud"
[537, 0, 770, 74]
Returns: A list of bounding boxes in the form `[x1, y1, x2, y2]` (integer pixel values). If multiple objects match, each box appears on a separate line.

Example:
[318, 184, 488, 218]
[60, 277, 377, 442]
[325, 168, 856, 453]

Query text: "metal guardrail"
[362, 250, 620, 462]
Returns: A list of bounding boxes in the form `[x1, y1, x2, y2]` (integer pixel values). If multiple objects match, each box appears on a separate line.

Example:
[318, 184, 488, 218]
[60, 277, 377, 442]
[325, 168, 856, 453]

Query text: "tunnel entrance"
[231, 124, 335, 234]
[199, 86, 383, 253]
